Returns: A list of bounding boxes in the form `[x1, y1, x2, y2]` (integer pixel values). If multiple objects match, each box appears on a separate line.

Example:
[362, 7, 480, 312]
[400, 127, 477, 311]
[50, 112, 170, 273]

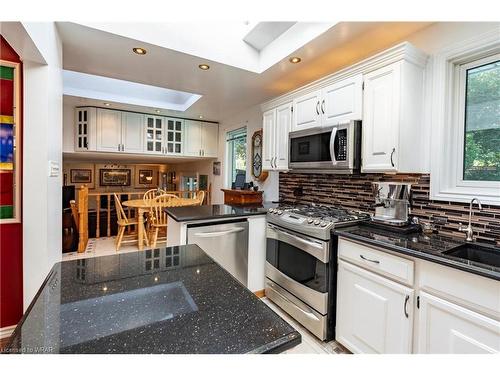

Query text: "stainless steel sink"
[443, 244, 500, 268]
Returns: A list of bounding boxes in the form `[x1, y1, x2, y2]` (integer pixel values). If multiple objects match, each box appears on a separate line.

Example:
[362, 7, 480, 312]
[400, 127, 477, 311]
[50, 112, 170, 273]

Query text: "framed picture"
[99, 169, 131, 186]
[213, 161, 221, 176]
[70, 169, 92, 184]
[138, 169, 154, 185]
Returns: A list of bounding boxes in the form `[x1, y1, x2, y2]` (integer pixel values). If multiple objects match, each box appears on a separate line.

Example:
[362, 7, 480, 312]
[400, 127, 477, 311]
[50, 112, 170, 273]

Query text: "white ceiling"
[57, 22, 433, 122]
[243, 22, 296, 51]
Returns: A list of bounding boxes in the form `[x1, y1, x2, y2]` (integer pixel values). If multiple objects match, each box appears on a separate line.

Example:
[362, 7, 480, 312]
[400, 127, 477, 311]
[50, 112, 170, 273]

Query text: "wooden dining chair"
[149, 194, 180, 247]
[143, 188, 167, 203]
[194, 190, 205, 206]
[114, 193, 149, 251]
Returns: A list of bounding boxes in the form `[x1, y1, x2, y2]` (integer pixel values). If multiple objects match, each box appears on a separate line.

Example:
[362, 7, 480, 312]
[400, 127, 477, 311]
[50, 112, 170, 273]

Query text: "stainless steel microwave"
[288, 120, 361, 173]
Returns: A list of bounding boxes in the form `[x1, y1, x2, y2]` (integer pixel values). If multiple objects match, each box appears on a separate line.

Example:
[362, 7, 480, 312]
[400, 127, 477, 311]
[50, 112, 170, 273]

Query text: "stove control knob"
[307, 218, 314, 224]
[277, 210, 283, 215]
[313, 220, 320, 225]
[320, 221, 328, 227]
[268, 208, 274, 213]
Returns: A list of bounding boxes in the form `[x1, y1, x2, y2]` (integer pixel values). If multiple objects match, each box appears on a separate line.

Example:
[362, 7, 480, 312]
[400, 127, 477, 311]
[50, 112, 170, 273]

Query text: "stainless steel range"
[265, 204, 369, 341]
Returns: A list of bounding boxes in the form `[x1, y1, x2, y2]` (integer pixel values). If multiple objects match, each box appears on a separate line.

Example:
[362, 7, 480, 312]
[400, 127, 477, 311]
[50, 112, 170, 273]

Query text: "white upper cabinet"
[362, 60, 425, 173]
[321, 74, 363, 126]
[336, 260, 414, 354]
[201, 122, 219, 157]
[417, 291, 500, 354]
[165, 118, 184, 155]
[144, 115, 165, 154]
[262, 109, 275, 171]
[75, 107, 96, 151]
[121, 112, 144, 153]
[184, 120, 202, 157]
[96, 109, 123, 152]
[292, 90, 322, 131]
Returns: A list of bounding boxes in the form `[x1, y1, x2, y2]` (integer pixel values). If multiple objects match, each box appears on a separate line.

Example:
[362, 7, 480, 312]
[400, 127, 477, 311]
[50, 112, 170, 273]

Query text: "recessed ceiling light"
[289, 56, 301, 64]
[199, 115, 203, 119]
[198, 64, 210, 70]
[155, 109, 161, 113]
[104, 102, 110, 106]
[133, 47, 147, 55]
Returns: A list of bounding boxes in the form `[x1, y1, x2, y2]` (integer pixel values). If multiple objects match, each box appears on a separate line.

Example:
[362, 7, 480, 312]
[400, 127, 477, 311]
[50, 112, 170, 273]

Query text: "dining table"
[122, 197, 199, 250]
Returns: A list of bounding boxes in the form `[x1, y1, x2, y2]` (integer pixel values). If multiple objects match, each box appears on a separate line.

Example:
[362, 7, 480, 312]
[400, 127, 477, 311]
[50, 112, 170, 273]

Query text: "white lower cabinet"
[336, 260, 414, 353]
[417, 291, 500, 354]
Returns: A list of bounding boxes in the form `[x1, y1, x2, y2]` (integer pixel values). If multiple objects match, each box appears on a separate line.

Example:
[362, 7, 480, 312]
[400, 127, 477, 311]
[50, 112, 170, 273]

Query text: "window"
[226, 127, 247, 187]
[430, 30, 500, 205]
[462, 56, 500, 181]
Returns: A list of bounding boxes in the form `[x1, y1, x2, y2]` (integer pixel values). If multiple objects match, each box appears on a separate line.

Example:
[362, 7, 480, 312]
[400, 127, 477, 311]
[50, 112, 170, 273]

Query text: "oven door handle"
[267, 282, 320, 322]
[193, 228, 245, 237]
[329, 126, 338, 166]
[267, 224, 329, 263]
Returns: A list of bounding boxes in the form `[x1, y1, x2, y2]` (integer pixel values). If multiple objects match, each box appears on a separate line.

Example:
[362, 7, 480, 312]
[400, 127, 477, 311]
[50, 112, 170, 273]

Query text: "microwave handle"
[329, 126, 338, 165]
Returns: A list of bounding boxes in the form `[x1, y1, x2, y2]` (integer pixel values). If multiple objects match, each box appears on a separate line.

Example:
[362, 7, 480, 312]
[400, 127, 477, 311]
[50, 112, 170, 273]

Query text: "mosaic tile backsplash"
[279, 173, 500, 245]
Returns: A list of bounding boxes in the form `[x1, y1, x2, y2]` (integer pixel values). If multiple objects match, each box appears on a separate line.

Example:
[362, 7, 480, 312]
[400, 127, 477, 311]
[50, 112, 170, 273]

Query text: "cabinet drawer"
[338, 238, 414, 286]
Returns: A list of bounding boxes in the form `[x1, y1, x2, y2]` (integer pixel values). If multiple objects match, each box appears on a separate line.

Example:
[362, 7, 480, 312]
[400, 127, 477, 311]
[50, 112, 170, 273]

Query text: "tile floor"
[63, 237, 348, 354]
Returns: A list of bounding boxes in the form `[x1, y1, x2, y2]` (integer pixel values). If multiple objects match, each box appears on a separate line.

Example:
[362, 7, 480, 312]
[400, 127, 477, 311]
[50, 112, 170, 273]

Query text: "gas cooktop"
[267, 204, 370, 240]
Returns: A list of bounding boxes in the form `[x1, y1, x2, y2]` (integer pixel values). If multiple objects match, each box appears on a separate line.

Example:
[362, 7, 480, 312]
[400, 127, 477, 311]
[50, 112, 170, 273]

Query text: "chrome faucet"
[458, 198, 482, 242]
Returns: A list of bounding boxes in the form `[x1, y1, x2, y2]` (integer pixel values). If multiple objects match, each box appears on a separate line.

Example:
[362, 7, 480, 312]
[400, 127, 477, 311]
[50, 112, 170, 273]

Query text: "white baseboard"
[0, 324, 16, 340]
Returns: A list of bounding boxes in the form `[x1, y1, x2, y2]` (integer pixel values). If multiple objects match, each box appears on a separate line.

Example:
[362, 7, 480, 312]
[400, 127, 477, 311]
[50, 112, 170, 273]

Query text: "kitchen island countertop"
[165, 203, 275, 222]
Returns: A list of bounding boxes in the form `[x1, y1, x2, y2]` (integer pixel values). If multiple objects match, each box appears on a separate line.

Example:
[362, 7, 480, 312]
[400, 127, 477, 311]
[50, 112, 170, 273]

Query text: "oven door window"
[266, 237, 329, 293]
[290, 131, 331, 163]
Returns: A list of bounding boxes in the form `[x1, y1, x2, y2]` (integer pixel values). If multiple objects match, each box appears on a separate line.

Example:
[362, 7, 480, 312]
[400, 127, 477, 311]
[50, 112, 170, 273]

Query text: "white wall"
[21, 22, 63, 309]
[213, 104, 279, 204]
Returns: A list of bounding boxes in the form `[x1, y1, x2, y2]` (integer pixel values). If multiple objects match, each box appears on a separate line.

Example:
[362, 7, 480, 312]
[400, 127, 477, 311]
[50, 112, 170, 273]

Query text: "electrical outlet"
[432, 216, 448, 225]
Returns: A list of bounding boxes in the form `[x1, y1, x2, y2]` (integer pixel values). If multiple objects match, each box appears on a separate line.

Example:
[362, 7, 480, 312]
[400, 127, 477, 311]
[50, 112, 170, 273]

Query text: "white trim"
[260, 41, 428, 112]
[0, 324, 16, 340]
[430, 28, 500, 205]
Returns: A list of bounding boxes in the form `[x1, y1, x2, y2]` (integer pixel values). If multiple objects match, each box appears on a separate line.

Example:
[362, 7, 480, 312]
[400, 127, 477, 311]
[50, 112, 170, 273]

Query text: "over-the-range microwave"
[288, 120, 361, 173]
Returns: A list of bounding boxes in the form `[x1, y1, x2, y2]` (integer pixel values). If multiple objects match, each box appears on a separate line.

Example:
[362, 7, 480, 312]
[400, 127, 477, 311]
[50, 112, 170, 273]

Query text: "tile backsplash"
[279, 173, 500, 245]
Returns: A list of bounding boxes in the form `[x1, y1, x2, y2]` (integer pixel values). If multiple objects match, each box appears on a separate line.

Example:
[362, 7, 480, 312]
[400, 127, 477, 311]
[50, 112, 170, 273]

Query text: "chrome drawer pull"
[359, 254, 380, 264]
[404, 295, 410, 318]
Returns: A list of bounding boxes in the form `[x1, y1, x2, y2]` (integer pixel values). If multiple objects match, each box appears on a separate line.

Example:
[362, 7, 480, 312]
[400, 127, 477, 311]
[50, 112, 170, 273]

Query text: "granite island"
[5, 244, 300, 354]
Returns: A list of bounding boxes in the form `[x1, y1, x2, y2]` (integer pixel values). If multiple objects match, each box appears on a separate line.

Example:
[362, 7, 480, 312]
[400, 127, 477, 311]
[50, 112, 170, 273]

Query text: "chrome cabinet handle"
[273, 157, 277, 168]
[316, 101, 320, 115]
[321, 99, 325, 114]
[267, 283, 320, 322]
[193, 228, 245, 237]
[118, 144, 120, 151]
[390, 147, 395, 167]
[359, 254, 380, 264]
[404, 295, 409, 318]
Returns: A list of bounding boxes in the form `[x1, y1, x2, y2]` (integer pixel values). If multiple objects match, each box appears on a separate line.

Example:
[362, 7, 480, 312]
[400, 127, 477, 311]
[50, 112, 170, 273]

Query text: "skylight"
[63, 70, 202, 111]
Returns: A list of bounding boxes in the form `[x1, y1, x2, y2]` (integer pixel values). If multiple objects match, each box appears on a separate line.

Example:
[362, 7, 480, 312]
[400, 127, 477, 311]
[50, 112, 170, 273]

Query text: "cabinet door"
[291, 90, 322, 131]
[96, 108, 122, 152]
[144, 115, 164, 154]
[262, 109, 275, 170]
[165, 118, 184, 155]
[201, 122, 218, 157]
[74, 107, 96, 151]
[275, 102, 292, 170]
[361, 63, 401, 172]
[321, 74, 362, 126]
[121, 112, 144, 153]
[336, 260, 414, 353]
[183, 120, 202, 156]
[417, 292, 500, 354]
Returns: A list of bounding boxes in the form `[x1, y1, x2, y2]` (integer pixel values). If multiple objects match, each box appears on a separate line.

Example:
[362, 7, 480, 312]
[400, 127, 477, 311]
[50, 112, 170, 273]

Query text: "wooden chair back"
[143, 189, 167, 204]
[150, 194, 179, 226]
[113, 193, 129, 224]
[195, 190, 205, 206]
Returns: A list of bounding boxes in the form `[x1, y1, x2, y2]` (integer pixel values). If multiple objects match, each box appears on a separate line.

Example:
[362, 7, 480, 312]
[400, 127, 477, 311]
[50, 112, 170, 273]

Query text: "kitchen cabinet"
[96, 109, 123, 152]
[165, 118, 184, 155]
[184, 120, 219, 157]
[336, 259, 414, 353]
[292, 90, 321, 131]
[121, 112, 144, 153]
[74, 107, 96, 151]
[362, 61, 425, 173]
[144, 115, 165, 154]
[262, 102, 292, 171]
[417, 291, 500, 354]
[321, 74, 363, 126]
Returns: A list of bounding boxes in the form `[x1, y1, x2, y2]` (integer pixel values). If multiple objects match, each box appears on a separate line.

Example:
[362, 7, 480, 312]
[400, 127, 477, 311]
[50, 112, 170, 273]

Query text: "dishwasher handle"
[192, 227, 245, 238]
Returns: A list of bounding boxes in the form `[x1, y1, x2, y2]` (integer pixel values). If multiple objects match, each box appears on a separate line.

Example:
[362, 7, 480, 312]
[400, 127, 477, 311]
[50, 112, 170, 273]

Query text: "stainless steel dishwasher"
[186, 219, 249, 286]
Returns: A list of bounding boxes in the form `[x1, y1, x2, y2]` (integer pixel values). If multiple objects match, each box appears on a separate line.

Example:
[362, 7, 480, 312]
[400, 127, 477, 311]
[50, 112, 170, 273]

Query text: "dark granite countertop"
[334, 224, 500, 281]
[166, 204, 275, 222]
[5, 244, 300, 354]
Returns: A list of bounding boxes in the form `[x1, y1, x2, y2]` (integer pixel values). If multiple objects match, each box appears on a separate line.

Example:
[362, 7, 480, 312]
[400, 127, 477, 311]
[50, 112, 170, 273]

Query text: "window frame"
[225, 127, 247, 188]
[0, 59, 21, 224]
[430, 30, 500, 205]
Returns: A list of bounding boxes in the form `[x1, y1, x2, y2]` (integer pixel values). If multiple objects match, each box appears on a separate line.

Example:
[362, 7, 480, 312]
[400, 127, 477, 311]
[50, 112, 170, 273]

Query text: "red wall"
[0, 35, 23, 328]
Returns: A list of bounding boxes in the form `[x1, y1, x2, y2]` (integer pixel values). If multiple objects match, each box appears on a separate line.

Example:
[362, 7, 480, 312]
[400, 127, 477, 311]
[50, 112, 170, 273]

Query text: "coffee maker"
[371, 182, 412, 226]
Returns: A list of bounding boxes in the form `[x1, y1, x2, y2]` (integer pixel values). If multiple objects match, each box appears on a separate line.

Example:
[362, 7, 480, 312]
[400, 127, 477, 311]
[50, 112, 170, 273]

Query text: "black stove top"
[275, 204, 370, 222]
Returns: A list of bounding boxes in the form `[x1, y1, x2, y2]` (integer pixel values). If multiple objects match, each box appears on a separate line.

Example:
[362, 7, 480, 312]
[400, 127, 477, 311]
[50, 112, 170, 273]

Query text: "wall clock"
[251, 130, 268, 182]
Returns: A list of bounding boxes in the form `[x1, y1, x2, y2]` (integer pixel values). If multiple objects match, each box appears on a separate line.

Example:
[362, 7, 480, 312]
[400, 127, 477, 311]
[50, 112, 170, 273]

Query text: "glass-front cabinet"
[75, 107, 96, 151]
[165, 118, 183, 155]
[145, 115, 165, 154]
